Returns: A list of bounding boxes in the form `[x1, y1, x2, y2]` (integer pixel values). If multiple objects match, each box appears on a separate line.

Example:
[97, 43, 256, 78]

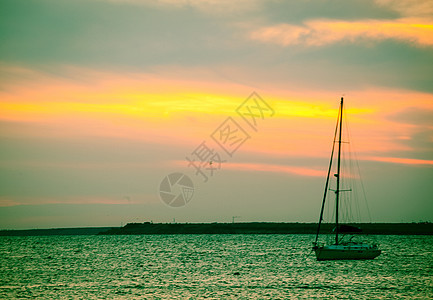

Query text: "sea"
[1, 234, 432, 299]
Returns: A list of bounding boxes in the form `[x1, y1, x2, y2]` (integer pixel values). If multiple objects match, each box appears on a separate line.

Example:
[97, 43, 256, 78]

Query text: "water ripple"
[0, 235, 432, 299]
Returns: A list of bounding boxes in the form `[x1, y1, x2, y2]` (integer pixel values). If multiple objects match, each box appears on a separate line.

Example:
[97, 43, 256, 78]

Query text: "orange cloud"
[250, 18, 433, 47]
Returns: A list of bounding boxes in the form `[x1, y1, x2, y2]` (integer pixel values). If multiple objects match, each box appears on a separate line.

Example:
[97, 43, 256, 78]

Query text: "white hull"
[314, 244, 381, 261]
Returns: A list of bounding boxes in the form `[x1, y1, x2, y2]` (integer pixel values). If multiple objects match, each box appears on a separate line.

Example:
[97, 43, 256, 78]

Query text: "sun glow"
[1, 66, 433, 164]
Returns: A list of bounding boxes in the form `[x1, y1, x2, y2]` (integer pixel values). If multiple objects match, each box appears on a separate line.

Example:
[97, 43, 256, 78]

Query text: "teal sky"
[1, 0, 432, 229]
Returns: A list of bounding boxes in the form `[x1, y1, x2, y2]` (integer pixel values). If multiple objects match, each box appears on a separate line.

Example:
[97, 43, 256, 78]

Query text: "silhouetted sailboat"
[313, 97, 381, 261]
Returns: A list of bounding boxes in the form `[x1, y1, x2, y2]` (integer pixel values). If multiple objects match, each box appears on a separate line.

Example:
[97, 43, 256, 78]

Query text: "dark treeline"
[1, 222, 432, 236]
[100, 222, 433, 235]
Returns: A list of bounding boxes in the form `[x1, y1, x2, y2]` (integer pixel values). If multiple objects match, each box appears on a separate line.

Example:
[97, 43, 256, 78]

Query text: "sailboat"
[312, 97, 381, 261]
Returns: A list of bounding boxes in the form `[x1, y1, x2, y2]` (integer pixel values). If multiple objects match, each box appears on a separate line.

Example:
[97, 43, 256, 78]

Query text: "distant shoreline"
[1, 222, 432, 236]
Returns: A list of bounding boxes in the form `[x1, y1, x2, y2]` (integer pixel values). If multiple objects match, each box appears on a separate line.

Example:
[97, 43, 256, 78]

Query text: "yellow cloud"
[2, 65, 433, 160]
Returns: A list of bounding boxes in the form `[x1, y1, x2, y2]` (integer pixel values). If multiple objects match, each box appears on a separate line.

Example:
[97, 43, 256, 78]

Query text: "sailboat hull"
[314, 244, 381, 261]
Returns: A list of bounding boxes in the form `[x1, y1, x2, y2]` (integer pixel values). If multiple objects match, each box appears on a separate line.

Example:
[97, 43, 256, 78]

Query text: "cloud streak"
[375, 0, 433, 18]
[98, 0, 263, 13]
[364, 156, 433, 166]
[250, 18, 433, 47]
[0, 195, 154, 207]
[173, 160, 326, 177]
[223, 162, 326, 177]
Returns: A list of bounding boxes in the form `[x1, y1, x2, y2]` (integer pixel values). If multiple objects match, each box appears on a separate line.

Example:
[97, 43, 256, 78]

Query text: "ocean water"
[0, 234, 432, 299]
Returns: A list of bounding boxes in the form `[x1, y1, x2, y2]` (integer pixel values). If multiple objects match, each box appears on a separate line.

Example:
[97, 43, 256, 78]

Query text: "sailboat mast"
[314, 103, 340, 246]
[335, 97, 344, 245]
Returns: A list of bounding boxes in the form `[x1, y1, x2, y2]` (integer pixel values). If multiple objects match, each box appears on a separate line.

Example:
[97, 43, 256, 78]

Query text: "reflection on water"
[1, 235, 432, 298]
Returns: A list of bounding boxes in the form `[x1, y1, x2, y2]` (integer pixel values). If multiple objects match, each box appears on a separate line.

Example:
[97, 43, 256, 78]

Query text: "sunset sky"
[1, 0, 432, 229]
